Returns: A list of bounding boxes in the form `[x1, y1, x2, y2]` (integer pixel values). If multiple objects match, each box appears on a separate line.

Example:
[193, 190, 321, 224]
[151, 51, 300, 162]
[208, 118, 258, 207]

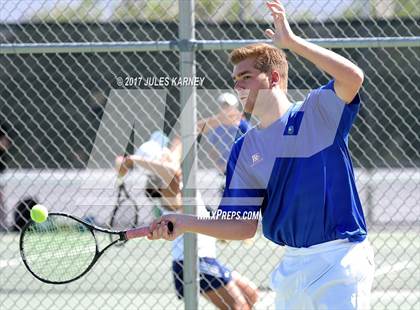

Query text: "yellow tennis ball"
[30, 204, 48, 223]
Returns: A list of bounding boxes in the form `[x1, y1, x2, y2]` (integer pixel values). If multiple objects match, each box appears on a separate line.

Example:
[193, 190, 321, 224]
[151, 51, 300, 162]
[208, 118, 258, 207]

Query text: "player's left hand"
[265, 1, 296, 49]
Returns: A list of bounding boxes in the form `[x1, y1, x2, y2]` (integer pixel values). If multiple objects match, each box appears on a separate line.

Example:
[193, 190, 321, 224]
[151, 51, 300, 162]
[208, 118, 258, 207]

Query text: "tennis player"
[148, 1, 375, 309]
[116, 133, 259, 310]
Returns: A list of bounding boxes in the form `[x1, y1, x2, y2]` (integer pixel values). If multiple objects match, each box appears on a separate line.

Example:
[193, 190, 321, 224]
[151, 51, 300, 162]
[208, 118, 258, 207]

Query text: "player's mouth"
[236, 90, 249, 105]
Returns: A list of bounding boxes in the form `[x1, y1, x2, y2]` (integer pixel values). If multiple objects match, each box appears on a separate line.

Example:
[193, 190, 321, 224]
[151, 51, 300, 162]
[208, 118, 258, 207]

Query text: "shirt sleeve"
[310, 80, 361, 138]
[218, 138, 265, 215]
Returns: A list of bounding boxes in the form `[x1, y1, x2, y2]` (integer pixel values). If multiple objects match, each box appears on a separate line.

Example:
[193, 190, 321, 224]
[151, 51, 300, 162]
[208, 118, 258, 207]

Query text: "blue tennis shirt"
[219, 81, 367, 248]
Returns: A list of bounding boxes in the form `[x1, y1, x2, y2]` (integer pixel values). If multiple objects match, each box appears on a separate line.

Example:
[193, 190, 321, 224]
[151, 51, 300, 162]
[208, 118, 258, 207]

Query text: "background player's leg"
[203, 281, 250, 310]
[231, 270, 260, 307]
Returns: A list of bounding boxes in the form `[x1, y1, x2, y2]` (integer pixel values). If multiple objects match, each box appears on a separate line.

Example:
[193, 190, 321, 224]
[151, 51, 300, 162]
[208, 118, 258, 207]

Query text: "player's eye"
[233, 74, 251, 86]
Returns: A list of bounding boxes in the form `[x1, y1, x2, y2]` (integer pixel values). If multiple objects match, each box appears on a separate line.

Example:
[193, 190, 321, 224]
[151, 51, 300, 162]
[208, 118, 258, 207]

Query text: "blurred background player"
[117, 93, 250, 190]
[166, 92, 250, 175]
[115, 130, 259, 310]
[204, 93, 250, 174]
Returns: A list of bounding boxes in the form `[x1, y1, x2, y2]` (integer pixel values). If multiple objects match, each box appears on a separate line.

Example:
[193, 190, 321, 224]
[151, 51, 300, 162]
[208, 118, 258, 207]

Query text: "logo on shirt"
[251, 152, 263, 166]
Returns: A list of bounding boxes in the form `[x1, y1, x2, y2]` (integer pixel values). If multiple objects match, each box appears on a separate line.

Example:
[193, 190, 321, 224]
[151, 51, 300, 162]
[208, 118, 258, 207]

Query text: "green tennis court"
[1, 229, 418, 309]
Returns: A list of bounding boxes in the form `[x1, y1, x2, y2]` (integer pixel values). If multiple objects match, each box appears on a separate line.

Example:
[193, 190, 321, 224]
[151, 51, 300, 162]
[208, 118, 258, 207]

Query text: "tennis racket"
[108, 182, 139, 244]
[19, 212, 173, 284]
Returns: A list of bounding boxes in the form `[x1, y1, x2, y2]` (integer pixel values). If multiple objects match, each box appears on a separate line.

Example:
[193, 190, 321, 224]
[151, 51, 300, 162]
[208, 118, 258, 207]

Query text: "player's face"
[232, 57, 271, 114]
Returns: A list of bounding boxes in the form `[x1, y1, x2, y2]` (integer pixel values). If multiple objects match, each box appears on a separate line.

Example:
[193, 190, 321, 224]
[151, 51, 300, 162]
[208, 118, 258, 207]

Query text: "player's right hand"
[148, 214, 185, 241]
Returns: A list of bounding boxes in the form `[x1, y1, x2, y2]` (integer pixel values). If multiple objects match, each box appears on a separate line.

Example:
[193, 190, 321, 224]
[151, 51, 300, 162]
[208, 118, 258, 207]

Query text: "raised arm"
[265, 0, 364, 103]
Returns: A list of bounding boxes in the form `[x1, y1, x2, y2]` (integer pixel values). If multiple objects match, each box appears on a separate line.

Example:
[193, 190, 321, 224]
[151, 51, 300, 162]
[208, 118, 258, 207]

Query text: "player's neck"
[257, 90, 291, 128]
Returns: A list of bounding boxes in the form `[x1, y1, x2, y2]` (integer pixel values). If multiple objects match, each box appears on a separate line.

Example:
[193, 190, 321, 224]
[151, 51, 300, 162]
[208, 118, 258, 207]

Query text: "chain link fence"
[1, 0, 419, 309]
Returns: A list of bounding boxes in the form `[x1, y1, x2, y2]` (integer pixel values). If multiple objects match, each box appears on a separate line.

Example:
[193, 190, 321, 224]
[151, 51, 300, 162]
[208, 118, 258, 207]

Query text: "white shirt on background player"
[134, 132, 216, 261]
[160, 191, 216, 261]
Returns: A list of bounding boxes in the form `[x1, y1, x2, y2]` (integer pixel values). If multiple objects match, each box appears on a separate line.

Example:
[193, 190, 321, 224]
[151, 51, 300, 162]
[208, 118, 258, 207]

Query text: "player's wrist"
[185, 214, 208, 234]
[174, 214, 195, 234]
[278, 34, 299, 50]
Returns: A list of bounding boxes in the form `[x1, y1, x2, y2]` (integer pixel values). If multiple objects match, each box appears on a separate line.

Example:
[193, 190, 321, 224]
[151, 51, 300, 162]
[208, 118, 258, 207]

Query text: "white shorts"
[270, 239, 375, 310]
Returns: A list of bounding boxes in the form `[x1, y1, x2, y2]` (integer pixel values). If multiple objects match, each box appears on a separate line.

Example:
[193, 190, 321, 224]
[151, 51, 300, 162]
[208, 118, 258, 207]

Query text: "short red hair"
[230, 43, 288, 90]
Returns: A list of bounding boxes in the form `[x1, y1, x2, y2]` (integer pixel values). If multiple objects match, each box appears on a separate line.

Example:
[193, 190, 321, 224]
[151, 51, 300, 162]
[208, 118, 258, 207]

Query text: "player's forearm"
[181, 215, 258, 240]
[287, 36, 364, 89]
[115, 156, 133, 177]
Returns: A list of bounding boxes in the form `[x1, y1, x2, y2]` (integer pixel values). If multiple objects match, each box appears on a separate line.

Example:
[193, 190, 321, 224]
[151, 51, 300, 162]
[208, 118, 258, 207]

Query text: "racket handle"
[124, 221, 174, 240]
[124, 226, 149, 240]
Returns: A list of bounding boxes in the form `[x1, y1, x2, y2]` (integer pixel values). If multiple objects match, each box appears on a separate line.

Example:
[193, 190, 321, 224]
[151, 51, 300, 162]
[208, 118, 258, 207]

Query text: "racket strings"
[22, 215, 96, 283]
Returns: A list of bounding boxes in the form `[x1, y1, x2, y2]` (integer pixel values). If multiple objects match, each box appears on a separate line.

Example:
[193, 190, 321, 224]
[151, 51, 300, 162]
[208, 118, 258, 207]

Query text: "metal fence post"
[179, 0, 199, 309]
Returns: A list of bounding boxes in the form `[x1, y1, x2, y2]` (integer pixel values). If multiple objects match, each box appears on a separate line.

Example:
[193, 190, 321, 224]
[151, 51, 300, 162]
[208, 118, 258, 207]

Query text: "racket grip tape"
[124, 226, 149, 240]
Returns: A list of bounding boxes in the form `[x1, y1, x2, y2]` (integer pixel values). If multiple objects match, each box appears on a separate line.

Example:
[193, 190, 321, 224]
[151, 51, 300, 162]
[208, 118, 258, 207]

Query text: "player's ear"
[270, 71, 280, 88]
